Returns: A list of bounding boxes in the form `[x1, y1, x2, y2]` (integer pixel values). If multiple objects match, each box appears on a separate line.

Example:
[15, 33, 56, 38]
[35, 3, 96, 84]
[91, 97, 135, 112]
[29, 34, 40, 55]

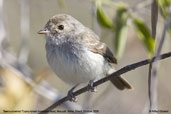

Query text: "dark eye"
[58, 25, 64, 30]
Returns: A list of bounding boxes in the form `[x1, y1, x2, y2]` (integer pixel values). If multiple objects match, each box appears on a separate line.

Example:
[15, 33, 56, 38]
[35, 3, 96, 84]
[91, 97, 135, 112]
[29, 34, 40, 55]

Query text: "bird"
[38, 14, 132, 101]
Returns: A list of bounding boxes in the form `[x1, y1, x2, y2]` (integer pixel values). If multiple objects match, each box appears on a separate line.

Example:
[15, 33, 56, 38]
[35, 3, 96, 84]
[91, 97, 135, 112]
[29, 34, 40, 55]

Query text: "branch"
[148, 3, 171, 114]
[151, 0, 158, 39]
[148, 21, 168, 114]
[18, 0, 30, 64]
[0, 0, 6, 57]
[39, 52, 171, 114]
[148, 0, 158, 113]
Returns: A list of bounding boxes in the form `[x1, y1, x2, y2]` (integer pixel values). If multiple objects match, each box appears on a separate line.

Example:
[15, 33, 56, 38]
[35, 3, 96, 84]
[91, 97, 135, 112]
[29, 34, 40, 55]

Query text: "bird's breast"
[46, 42, 106, 85]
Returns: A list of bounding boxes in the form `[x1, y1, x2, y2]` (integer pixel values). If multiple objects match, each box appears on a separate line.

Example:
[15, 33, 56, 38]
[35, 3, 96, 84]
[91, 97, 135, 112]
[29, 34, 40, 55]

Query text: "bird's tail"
[110, 76, 132, 90]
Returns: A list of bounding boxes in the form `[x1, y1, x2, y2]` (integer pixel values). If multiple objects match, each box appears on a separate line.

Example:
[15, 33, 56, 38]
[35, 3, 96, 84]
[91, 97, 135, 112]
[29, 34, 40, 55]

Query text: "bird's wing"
[81, 29, 117, 64]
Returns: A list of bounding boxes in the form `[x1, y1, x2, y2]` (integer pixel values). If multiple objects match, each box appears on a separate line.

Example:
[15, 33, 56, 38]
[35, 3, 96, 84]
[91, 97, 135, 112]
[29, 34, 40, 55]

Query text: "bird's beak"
[38, 29, 50, 34]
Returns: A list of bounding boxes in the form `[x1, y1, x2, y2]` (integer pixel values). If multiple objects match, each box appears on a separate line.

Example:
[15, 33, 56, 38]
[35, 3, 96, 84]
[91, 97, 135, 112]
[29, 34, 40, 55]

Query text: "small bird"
[38, 14, 132, 100]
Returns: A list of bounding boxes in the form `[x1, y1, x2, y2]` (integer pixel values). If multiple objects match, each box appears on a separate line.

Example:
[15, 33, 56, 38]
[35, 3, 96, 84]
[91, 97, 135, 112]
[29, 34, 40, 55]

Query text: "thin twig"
[148, 22, 167, 114]
[38, 52, 171, 114]
[151, 0, 158, 38]
[0, 0, 5, 59]
[148, 3, 171, 114]
[148, 0, 158, 113]
[18, 0, 30, 64]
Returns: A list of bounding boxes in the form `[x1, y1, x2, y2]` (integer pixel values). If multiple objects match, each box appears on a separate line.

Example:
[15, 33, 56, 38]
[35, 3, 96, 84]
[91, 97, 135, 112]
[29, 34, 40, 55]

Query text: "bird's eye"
[58, 25, 64, 30]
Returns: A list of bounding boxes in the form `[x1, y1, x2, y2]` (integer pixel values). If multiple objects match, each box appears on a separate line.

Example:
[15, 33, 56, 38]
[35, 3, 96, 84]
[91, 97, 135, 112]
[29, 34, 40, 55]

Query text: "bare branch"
[148, 0, 158, 113]
[148, 3, 171, 114]
[18, 0, 30, 64]
[0, 0, 6, 58]
[151, 0, 158, 38]
[39, 52, 171, 114]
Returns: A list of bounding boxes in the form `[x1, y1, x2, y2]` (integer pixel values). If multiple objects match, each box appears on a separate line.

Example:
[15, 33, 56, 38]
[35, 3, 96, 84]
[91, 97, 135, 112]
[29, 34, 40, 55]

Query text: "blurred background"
[0, 0, 170, 114]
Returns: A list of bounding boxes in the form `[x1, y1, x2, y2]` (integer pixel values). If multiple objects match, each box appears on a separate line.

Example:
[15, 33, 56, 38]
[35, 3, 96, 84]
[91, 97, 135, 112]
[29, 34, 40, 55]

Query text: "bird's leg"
[88, 80, 97, 92]
[67, 84, 79, 102]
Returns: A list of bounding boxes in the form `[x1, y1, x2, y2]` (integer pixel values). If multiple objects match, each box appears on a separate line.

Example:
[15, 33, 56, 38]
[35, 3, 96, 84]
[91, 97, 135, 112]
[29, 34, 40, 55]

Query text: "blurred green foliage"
[96, 2, 113, 29]
[114, 5, 128, 58]
[157, 0, 171, 36]
[157, 0, 171, 18]
[133, 18, 155, 58]
[95, 0, 155, 58]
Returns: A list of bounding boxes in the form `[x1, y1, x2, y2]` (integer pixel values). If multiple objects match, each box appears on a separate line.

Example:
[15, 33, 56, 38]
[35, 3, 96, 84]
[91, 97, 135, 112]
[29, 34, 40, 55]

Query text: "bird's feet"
[88, 80, 97, 92]
[67, 84, 79, 102]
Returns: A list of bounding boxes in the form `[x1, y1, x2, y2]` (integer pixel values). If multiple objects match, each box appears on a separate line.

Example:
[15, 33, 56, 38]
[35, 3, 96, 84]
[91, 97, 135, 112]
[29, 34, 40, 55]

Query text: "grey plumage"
[38, 14, 132, 90]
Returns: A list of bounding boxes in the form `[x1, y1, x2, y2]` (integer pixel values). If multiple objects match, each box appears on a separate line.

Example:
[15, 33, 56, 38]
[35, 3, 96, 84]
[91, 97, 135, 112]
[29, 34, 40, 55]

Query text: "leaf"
[157, 0, 171, 18]
[158, 0, 171, 36]
[157, 0, 171, 36]
[133, 18, 155, 58]
[96, 3, 113, 28]
[114, 5, 128, 58]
